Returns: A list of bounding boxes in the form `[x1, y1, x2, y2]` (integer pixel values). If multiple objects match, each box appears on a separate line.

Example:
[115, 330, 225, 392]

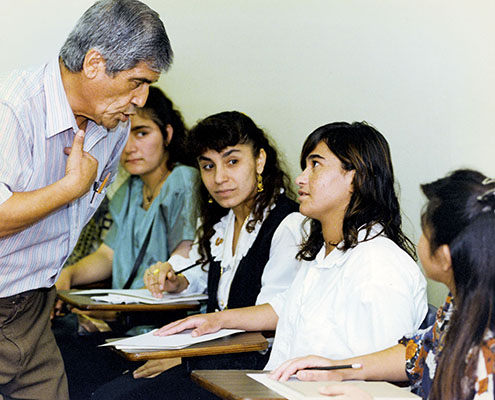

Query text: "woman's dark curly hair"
[187, 111, 293, 264]
[297, 121, 416, 261]
[135, 86, 193, 168]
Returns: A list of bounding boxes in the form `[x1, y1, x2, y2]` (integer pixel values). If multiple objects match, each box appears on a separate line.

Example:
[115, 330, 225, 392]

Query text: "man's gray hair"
[59, 0, 173, 74]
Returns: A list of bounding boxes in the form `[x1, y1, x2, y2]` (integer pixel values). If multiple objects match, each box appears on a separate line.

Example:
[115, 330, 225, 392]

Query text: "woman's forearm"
[218, 303, 279, 332]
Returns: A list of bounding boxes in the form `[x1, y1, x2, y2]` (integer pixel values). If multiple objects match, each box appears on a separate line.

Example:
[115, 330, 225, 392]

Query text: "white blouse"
[265, 225, 428, 370]
[170, 209, 307, 309]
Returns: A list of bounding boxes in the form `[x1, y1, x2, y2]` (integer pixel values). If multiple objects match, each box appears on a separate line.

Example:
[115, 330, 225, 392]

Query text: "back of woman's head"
[421, 169, 495, 249]
[423, 169, 495, 400]
[421, 169, 495, 305]
[137, 86, 191, 168]
[298, 121, 415, 260]
[188, 111, 292, 262]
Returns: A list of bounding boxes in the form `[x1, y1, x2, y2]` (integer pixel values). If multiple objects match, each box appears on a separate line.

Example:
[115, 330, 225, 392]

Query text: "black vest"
[206, 195, 299, 312]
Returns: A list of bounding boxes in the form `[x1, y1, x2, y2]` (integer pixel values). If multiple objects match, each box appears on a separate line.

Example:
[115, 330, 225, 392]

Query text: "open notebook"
[248, 373, 420, 400]
[72, 288, 207, 304]
[100, 329, 244, 352]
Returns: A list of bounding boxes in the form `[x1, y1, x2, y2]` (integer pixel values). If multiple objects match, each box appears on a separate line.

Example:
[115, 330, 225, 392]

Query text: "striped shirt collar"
[43, 58, 110, 142]
[44, 58, 76, 138]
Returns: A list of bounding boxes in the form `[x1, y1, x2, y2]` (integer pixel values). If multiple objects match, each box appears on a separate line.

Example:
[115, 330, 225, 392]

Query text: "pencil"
[303, 363, 362, 371]
[175, 261, 202, 275]
[150, 261, 201, 278]
[97, 172, 111, 194]
[90, 172, 111, 203]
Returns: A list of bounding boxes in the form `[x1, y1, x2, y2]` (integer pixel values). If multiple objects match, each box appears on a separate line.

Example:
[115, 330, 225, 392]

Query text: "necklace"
[142, 169, 171, 207]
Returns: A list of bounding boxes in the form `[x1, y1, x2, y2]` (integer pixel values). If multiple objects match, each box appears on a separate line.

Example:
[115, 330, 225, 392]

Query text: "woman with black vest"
[92, 111, 305, 399]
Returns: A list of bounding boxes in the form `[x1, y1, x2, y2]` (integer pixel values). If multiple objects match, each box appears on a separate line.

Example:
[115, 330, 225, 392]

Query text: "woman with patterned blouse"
[270, 169, 495, 400]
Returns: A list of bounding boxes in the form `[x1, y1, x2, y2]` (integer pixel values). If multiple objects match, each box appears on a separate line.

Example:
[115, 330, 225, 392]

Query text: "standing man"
[0, 1, 173, 398]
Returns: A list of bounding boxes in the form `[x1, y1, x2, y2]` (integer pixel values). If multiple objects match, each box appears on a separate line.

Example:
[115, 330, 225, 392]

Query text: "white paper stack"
[101, 329, 245, 352]
[248, 373, 420, 400]
[72, 288, 207, 304]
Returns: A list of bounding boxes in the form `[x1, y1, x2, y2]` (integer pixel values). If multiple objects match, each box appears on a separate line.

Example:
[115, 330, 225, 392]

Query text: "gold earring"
[208, 195, 213, 204]
[257, 174, 264, 193]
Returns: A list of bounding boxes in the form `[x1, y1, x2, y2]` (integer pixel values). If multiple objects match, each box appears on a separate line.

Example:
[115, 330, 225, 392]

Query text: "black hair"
[297, 121, 415, 260]
[422, 169, 495, 400]
[187, 111, 293, 264]
[136, 86, 192, 168]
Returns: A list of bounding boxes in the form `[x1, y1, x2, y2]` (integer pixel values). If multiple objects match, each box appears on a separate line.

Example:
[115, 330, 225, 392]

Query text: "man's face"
[89, 62, 160, 129]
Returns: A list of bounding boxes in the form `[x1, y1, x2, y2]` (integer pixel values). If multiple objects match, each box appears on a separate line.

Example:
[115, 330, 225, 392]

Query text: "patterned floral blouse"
[400, 294, 495, 399]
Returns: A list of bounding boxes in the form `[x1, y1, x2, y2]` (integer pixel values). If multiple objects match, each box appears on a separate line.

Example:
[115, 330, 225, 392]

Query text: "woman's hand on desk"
[269, 355, 344, 382]
[144, 261, 187, 298]
[154, 312, 223, 338]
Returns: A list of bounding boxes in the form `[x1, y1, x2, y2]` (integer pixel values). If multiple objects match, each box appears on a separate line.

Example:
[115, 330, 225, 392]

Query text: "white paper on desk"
[247, 373, 420, 400]
[100, 329, 245, 351]
[71, 288, 207, 304]
[90, 294, 142, 304]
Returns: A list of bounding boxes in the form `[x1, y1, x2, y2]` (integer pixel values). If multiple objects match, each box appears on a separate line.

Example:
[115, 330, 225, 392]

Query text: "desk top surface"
[191, 370, 285, 400]
[117, 332, 268, 362]
[191, 370, 416, 400]
[57, 290, 201, 312]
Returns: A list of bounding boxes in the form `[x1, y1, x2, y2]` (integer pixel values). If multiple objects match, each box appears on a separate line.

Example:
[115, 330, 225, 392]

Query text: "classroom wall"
[1, 0, 493, 307]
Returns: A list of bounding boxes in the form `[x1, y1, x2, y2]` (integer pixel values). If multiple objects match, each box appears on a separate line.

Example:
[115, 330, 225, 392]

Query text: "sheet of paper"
[101, 329, 245, 351]
[71, 288, 207, 304]
[90, 294, 140, 304]
[248, 373, 420, 400]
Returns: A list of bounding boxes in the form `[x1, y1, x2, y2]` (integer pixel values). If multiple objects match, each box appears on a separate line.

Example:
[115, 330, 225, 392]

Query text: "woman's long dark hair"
[187, 111, 293, 264]
[136, 86, 192, 168]
[423, 169, 495, 400]
[297, 121, 415, 260]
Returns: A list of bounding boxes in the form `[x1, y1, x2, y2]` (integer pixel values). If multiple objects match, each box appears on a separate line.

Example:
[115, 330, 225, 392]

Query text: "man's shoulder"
[0, 64, 46, 108]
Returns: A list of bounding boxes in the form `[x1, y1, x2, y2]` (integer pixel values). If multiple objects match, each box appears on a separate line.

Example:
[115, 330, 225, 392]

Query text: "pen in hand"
[151, 261, 201, 277]
[303, 363, 362, 371]
[148, 261, 203, 296]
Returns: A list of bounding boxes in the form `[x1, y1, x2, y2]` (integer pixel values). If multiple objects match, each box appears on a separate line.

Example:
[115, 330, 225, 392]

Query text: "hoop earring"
[257, 174, 264, 193]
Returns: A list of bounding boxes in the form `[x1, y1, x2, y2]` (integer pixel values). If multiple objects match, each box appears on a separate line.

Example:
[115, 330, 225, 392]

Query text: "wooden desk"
[191, 370, 416, 400]
[57, 290, 201, 312]
[117, 332, 268, 362]
[191, 370, 284, 400]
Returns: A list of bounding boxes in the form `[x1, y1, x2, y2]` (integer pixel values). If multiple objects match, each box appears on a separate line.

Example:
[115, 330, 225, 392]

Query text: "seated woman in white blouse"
[92, 111, 305, 397]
